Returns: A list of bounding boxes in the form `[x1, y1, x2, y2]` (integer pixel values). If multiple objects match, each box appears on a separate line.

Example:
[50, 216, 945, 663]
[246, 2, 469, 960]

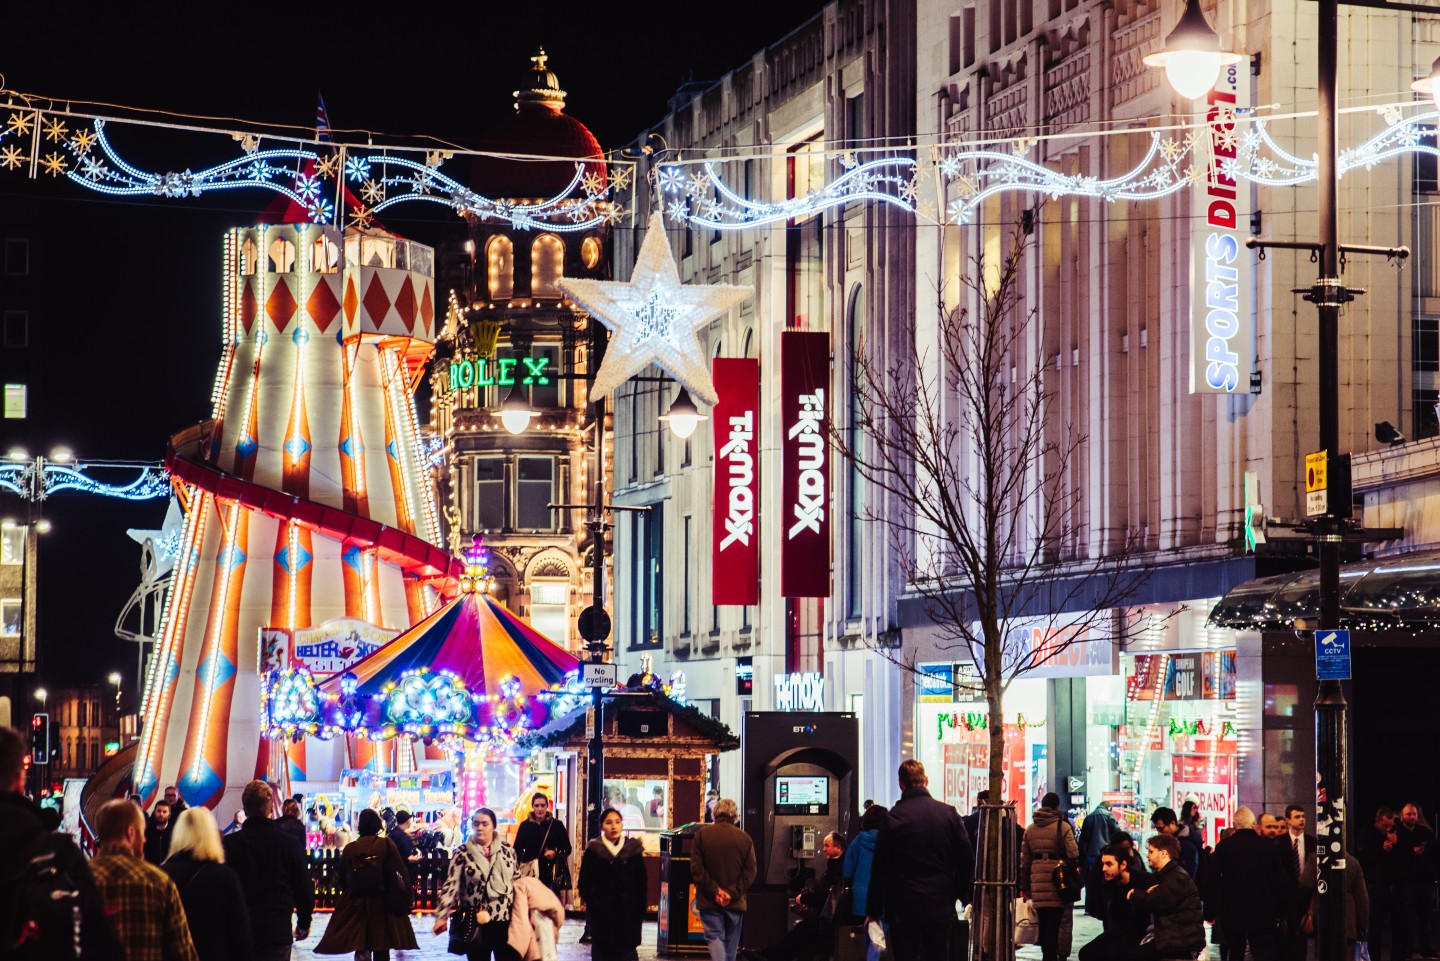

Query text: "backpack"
[350, 849, 386, 896]
[1, 831, 124, 961]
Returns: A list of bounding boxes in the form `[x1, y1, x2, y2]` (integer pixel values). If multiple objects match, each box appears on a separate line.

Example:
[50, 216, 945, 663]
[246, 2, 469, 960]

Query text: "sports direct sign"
[713, 358, 759, 605]
[1190, 63, 1252, 394]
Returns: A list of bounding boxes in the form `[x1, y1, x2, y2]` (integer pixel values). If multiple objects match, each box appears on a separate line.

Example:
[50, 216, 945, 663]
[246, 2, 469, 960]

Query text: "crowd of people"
[8, 730, 1440, 961]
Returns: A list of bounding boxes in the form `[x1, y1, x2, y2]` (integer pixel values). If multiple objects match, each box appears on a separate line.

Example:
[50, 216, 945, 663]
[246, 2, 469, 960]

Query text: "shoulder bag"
[1052, 822, 1083, 903]
[452, 848, 502, 945]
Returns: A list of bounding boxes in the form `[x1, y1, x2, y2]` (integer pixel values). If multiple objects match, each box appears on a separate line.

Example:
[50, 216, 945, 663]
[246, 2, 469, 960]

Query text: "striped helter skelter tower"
[135, 222, 458, 811]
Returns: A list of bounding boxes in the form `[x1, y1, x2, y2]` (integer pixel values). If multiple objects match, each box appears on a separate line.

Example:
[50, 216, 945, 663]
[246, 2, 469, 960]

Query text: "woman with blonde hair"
[163, 807, 254, 961]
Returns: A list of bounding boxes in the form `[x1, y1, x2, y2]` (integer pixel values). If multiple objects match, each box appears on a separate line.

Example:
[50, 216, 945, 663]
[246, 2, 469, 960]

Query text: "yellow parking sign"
[1305, 451, 1327, 493]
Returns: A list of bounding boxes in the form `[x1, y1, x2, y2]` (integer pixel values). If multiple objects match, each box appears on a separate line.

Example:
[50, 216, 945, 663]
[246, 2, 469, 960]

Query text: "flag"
[316, 94, 333, 144]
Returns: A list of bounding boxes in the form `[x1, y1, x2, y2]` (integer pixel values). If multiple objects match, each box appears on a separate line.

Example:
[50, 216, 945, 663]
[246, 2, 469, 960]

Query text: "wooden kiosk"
[519, 687, 738, 912]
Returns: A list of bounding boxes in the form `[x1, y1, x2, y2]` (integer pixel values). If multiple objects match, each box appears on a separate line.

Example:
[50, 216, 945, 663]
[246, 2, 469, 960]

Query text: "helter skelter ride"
[134, 200, 580, 814]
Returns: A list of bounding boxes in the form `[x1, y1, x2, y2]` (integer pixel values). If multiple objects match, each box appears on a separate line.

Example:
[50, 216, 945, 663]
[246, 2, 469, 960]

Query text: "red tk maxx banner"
[712, 358, 759, 605]
[781, 331, 830, 598]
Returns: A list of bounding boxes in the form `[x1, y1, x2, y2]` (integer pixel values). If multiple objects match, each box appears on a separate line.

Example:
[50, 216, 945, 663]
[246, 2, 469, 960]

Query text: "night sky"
[0, 4, 821, 690]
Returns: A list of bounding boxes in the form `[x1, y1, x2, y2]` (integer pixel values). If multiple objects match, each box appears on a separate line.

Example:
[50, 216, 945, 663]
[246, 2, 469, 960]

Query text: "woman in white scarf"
[578, 808, 648, 961]
[434, 807, 520, 961]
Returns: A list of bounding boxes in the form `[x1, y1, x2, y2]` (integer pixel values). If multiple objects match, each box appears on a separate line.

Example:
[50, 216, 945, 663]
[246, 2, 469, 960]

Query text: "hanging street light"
[494, 383, 538, 435]
[659, 385, 707, 440]
[1143, 0, 1243, 99]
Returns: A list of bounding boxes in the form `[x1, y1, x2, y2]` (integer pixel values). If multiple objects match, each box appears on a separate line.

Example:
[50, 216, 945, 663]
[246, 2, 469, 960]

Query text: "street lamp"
[109, 671, 122, 710]
[658, 386, 706, 440]
[34, 687, 46, 708]
[1142, 0, 1243, 99]
[495, 383, 538, 435]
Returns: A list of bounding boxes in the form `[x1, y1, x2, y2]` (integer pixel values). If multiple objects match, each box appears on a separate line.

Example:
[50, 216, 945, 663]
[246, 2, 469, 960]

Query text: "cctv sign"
[1190, 63, 1252, 394]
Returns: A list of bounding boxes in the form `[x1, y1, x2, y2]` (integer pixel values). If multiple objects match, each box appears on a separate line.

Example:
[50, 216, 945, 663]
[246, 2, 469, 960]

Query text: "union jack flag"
[316, 94, 333, 144]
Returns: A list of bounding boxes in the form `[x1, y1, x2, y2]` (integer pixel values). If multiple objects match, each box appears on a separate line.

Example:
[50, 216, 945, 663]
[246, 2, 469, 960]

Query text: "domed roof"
[471, 48, 606, 201]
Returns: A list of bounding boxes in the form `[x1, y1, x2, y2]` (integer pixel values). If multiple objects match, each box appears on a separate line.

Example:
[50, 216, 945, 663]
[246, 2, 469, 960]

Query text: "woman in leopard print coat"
[434, 807, 519, 961]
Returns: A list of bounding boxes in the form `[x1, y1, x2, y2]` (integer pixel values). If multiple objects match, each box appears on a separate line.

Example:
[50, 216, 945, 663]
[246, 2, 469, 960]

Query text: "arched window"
[310, 234, 340, 273]
[487, 236, 514, 301]
[531, 234, 564, 298]
[268, 234, 296, 272]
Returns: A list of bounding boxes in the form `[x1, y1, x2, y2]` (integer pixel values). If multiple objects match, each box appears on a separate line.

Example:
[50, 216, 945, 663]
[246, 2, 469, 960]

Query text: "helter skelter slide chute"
[134, 213, 461, 811]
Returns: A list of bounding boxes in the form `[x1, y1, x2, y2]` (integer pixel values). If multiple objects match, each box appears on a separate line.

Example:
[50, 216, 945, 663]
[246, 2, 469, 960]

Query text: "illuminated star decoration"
[559, 212, 751, 406]
[126, 495, 185, 577]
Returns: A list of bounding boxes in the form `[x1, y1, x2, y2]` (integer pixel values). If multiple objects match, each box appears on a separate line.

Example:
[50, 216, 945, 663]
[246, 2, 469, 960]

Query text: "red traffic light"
[31, 715, 41, 728]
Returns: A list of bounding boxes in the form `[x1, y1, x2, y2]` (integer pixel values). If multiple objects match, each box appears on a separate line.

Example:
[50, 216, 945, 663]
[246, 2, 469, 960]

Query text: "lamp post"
[1149, 4, 1422, 959]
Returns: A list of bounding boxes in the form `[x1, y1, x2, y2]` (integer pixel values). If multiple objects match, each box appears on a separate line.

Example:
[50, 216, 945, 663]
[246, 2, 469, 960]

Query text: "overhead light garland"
[2, 93, 1439, 232]
[0, 459, 169, 501]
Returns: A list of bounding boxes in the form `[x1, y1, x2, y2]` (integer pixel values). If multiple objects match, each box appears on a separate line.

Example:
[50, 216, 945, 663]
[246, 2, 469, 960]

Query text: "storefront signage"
[1172, 754, 1237, 834]
[446, 355, 552, 391]
[1130, 650, 1237, 701]
[780, 331, 830, 598]
[916, 663, 956, 702]
[264, 618, 397, 676]
[773, 671, 825, 711]
[1190, 63, 1252, 394]
[987, 615, 1119, 679]
[713, 358, 760, 605]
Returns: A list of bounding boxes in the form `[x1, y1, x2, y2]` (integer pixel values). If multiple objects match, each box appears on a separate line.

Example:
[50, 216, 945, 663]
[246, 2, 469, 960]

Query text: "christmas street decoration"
[559, 212, 752, 406]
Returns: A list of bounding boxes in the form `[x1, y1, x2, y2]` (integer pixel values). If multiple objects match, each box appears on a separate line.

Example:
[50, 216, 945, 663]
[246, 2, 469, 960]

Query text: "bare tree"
[835, 221, 1148, 960]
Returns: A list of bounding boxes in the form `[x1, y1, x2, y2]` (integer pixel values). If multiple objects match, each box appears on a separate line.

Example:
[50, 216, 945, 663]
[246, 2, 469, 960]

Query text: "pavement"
[293, 909, 1104, 961]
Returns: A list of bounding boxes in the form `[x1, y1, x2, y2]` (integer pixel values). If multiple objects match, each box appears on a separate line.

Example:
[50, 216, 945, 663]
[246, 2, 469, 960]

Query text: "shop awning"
[1206, 548, 1440, 631]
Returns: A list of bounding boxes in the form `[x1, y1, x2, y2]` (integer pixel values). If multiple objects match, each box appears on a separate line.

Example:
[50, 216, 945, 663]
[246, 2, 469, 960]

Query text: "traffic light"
[30, 713, 49, 765]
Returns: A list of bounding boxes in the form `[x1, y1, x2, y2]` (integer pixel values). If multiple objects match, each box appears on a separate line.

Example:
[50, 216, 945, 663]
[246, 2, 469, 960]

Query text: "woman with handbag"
[578, 808, 649, 961]
[435, 807, 520, 961]
[1020, 792, 1081, 961]
[316, 808, 419, 961]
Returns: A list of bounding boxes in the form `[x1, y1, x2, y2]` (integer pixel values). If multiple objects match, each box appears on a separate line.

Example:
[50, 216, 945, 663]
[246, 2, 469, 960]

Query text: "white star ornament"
[559, 212, 752, 406]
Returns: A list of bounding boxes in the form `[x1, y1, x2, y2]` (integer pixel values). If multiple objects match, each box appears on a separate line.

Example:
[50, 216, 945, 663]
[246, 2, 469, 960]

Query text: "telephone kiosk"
[740, 712, 859, 949]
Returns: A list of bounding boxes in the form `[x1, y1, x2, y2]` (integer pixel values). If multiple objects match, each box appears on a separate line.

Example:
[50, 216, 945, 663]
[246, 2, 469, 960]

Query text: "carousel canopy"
[262, 567, 582, 747]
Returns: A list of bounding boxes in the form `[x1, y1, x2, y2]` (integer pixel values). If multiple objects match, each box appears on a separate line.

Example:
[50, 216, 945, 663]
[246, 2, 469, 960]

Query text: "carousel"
[259, 536, 585, 833]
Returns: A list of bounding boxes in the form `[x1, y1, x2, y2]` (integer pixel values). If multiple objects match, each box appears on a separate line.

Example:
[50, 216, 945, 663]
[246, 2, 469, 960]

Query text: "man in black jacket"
[0, 726, 124, 961]
[1205, 807, 1290, 961]
[866, 759, 973, 961]
[1127, 833, 1206, 961]
[1393, 802, 1438, 961]
[1079, 843, 1150, 961]
[1278, 804, 1320, 961]
[222, 780, 314, 961]
[1359, 807, 1400, 961]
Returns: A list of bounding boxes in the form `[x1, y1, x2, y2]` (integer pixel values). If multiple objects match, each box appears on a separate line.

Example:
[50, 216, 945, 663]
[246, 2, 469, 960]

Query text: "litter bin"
[658, 824, 710, 957]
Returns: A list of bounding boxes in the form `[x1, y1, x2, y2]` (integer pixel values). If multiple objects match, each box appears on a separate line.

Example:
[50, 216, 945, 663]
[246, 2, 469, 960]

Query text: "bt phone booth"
[740, 712, 859, 949]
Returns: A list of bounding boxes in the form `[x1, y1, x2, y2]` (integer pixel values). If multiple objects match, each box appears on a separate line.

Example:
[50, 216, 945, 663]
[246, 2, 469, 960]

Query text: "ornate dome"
[471, 48, 606, 201]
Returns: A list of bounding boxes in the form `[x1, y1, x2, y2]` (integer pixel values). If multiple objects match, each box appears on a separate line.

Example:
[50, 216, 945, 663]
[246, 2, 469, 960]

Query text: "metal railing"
[308, 847, 451, 913]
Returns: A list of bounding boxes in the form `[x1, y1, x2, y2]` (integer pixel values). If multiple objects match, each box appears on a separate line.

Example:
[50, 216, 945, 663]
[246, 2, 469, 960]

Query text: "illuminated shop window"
[603, 777, 668, 848]
[532, 234, 564, 298]
[488, 236, 514, 300]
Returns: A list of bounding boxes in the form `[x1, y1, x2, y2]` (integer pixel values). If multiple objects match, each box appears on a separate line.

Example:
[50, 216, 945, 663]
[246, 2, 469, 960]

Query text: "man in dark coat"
[1079, 843, 1150, 961]
[866, 759, 974, 961]
[751, 832, 848, 961]
[1359, 807, 1400, 961]
[1278, 804, 1320, 961]
[276, 798, 308, 852]
[222, 780, 314, 961]
[1081, 801, 1119, 917]
[963, 790, 990, 846]
[1152, 806, 1201, 879]
[1204, 807, 1290, 961]
[144, 799, 175, 864]
[1393, 802, 1438, 961]
[692, 798, 758, 961]
[513, 793, 573, 890]
[1127, 833, 1206, 961]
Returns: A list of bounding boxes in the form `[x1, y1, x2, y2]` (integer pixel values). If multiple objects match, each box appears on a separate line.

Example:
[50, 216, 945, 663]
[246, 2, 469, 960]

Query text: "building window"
[267, 235, 296, 272]
[681, 515, 693, 637]
[847, 285, 865, 620]
[3, 311, 28, 349]
[0, 598, 18, 635]
[4, 239, 28, 275]
[580, 235, 602, 270]
[1416, 387, 1440, 441]
[532, 234, 565, 298]
[474, 457, 505, 531]
[741, 604, 752, 633]
[90, 741, 98, 770]
[529, 579, 570, 644]
[787, 136, 825, 329]
[1, 528, 22, 565]
[1415, 317, 1438, 372]
[516, 457, 556, 531]
[531, 345, 560, 409]
[488, 236, 514, 300]
[632, 510, 663, 649]
[3, 384, 26, 419]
